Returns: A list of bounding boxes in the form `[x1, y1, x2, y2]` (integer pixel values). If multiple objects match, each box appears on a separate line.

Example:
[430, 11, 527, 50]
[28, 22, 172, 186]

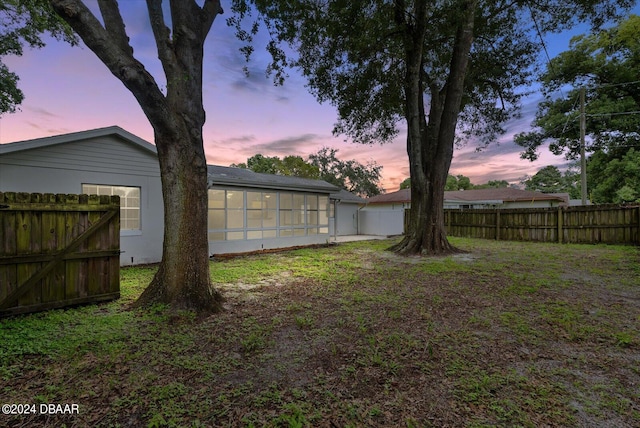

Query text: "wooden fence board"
[0, 192, 120, 317]
[406, 204, 640, 245]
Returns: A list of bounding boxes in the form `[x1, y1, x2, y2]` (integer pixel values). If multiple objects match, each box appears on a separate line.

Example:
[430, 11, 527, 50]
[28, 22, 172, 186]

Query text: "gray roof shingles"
[207, 165, 338, 193]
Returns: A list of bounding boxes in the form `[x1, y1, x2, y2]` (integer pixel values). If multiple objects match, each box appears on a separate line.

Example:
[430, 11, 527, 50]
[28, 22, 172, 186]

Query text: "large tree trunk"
[50, 0, 224, 314]
[391, 0, 477, 256]
[134, 129, 223, 313]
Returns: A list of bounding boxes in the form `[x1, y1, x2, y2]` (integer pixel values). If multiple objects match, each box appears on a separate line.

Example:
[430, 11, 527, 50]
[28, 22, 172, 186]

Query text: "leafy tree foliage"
[515, 15, 640, 162]
[308, 147, 383, 197]
[239, 0, 632, 255]
[588, 149, 640, 203]
[516, 15, 640, 204]
[234, 148, 384, 197]
[406, 175, 510, 191]
[0, 0, 75, 114]
[523, 165, 580, 197]
[473, 180, 510, 189]
[231, 154, 320, 178]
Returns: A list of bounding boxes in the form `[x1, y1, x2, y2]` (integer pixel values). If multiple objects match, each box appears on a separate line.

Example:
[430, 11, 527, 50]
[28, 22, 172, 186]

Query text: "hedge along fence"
[0, 192, 121, 317]
[404, 204, 640, 245]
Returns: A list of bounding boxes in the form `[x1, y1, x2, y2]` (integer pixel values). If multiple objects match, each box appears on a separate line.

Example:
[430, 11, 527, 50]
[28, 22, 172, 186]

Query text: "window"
[246, 191, 277, 239]
[82, 184, 140, 230]
[208, 188, 332, 242]
[208, 189, 245, 241]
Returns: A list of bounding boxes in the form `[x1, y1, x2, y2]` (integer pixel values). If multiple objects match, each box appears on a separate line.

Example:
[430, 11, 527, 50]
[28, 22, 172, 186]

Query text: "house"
[361, 187, 568, 236]
[0, 126, 339, 265]
[443, 188, 568, 209]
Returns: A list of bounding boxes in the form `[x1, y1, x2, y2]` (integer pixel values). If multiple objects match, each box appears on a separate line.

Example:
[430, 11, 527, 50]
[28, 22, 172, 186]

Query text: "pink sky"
[0, 2, 611, 193]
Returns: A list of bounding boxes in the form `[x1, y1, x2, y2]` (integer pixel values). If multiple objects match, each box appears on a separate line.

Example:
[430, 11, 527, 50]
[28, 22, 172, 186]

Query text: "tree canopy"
[232, 154, 320, 178]
[588, 149, 640, 203]
[0, 0, 76, 114]
[309, 147, 383, 197]
[402, 175, 511, 191]
[240, 0, 632, 255]
[522, 165, 581, 197]
[516, 14, 640, 161]
[515, 14, 640, 204]
[232, 147, 384, 197]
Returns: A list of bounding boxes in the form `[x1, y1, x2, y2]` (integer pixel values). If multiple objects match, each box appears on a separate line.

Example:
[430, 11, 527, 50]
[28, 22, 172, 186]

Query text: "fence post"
[637, 206, 640, 244]
[557, 207, 563, 243]
[495, 210, 500, 240]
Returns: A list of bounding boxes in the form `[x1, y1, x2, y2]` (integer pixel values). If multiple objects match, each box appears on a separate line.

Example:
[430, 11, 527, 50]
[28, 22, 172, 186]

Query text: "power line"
[587, 110, 640, 117]
[587, 80, 640, 90]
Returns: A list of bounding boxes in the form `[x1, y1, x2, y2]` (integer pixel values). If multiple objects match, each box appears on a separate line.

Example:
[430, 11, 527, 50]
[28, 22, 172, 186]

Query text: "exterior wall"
[334, 202, 359, 235]
[359, 209, 405, 236]
[502, 201, 561, 209]
[0, 136, 164, 265]
[360, 202, 409, 211]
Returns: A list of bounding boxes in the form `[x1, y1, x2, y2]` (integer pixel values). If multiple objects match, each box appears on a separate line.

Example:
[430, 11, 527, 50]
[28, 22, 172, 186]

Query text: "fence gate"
[0, 192, 120, 317]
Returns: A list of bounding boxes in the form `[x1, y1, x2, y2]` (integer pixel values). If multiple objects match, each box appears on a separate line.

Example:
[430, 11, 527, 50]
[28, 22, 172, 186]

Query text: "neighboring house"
[329, 189, 366, 237]
[362, 187, 568, 236]
[443, 188, 568, 209]
[0, 126, 339, 265]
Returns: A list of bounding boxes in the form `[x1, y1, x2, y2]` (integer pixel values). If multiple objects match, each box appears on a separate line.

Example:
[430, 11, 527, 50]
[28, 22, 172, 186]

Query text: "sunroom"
[207, 165, 338, 255]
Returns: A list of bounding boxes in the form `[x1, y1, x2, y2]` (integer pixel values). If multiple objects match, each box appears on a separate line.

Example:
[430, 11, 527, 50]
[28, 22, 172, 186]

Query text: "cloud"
[247, 134, 322, 155]
[211, 134, 257, 145]
[27, 107, 61, 119]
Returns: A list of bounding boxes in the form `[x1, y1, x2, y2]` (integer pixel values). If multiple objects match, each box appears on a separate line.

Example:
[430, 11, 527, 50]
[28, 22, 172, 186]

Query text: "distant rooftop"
[366, 188, 566, 204]
[330, 189, 366, 203]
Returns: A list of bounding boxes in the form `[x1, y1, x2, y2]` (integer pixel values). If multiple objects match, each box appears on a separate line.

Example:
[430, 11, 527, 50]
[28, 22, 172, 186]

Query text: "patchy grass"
[1, 237, 639, 427]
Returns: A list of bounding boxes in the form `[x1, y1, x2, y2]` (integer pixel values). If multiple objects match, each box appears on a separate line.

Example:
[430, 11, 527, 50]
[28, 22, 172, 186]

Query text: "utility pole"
[580, 87, 588, 205]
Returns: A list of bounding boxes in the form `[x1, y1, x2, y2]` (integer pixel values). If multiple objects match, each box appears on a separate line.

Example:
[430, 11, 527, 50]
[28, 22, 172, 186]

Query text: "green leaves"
[0, 0, 77, 115]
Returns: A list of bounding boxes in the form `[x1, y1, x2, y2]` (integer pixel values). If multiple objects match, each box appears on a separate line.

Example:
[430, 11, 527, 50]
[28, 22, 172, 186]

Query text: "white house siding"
[334, 202, 359, 236]
[0, 134, 163, 266]
[358, 209, 405, 236]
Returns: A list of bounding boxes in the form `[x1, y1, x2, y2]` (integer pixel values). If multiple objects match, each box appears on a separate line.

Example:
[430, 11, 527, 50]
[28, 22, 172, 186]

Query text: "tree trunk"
[390, 0, 477, 256]
[49, 0, 225, 314]
[133, 129, 224, 313]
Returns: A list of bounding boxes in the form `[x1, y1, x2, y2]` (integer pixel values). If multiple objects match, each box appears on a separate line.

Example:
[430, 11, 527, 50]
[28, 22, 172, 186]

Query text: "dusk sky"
[1, 2, 637, 192]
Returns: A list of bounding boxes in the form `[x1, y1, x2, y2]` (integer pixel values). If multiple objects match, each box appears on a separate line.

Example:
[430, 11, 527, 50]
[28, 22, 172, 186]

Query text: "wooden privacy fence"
[0, 192, 120, 317]
[404, 204, 640, 245]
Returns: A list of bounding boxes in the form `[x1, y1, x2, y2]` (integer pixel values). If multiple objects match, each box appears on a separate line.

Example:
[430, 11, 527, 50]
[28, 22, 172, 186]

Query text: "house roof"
[445, 188, 566, 203]
[366, 189, 411, 204]
[330, 189, 366, 203]
[207, 165, 339, 193]
[1, 126, 339, 194]
[366, 187, 566, 204]
[0, 126, 157, 156]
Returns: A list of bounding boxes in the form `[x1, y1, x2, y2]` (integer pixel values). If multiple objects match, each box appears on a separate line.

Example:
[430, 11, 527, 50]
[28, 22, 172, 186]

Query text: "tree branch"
[146, 0, 179, 83]
[49, 0, 168, 127]
[201, 0, 223, 38]
[97, 0, 133, 55]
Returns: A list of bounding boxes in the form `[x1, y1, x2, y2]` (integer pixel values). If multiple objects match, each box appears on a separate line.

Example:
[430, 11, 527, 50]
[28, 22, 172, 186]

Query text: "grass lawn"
[1, 237, 639, 427]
